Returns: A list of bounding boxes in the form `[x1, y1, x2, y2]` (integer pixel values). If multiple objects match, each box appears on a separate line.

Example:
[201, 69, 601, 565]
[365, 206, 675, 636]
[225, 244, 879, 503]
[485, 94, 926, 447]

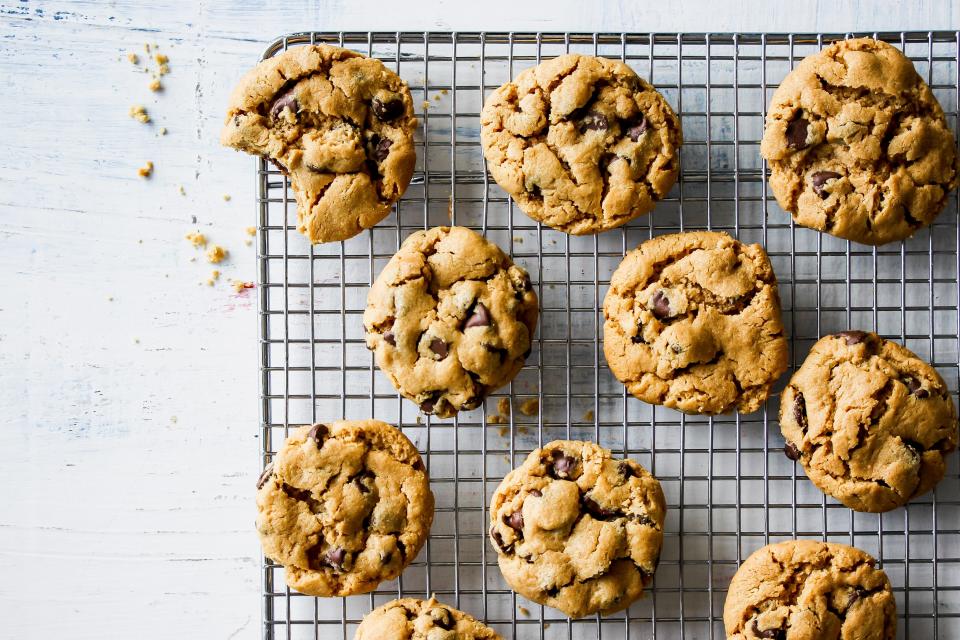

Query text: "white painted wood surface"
[1, 1, 957, 638]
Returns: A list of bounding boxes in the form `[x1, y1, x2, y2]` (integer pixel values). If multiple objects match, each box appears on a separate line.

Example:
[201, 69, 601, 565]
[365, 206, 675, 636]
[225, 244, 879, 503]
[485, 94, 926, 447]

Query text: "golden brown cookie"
[723, 540, 896, 640]
[603, 231, 788, 414]
[781, 331, 958, 512]
[480, 53, 682, 234]
[488, 440, 665, 619]
[761, 37, 959, 245]
[363, 226, 539, 418]
[355, 597, 502, 640]
[256, 421, 433, 596]
[221, 44, 417, 243]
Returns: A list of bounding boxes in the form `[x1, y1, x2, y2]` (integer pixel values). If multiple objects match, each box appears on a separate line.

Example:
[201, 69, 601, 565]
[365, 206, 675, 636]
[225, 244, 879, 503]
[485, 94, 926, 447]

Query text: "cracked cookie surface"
[480, 54, 682, 235]
[603, 231, 788, 415]
[256, 420, 433, 596]
[488, 440, 665, 619]
[781, 331, 958, 512]
[761, 37, 959, 246]
[355, 597, 502, 640]
[724, 540, 896, 640]
[221, 44, 417, 243]
[364, 226, 539, 418]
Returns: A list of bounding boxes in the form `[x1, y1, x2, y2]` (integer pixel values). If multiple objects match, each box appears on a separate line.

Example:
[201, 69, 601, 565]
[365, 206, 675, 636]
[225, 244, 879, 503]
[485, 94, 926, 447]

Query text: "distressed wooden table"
[2, 1, 956, 638]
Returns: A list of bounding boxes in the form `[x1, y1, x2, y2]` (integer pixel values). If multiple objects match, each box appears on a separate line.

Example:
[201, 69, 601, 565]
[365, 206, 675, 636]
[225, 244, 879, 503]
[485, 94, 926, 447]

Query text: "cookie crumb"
[223, 194, 231, 202]
[205, 244, 227, 264]
[422, 100, 430, 109]
[107, 296, 114, 302]
[519, 398, 539, 416]
[144, 43, 151, 53]
[583, 409, 594, 422]
[158, 126, 167, 135]
[518, 606, 530, 617]
[245, 226, 256, 236]
[517, 425, 529, 435]
[440, 88, 449, 95]
[513, 236, 524, 244]
[134, 337, 140, 344]
[179, 185, 186, 195]
[497, 426, 508, 437]
[170, 415, 178, 424]
[185, 231, 207, 248]
[155, 53, 169, 65]
[497, 397, 510, 417]
[486, 414, 504, 425]
[127, 52, 139, 64]
[158, 62, 170, 76]
[230, 279, 254, 293]
[244, 238, 253, 246]
[137, 161, 154, 178]
[148, 77, 162, 92]
[129, 104, 150, 123]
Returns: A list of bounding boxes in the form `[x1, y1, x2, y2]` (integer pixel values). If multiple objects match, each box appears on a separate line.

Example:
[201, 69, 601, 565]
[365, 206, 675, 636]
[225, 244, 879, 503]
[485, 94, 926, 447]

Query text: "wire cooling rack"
[256, 32, 960, 639]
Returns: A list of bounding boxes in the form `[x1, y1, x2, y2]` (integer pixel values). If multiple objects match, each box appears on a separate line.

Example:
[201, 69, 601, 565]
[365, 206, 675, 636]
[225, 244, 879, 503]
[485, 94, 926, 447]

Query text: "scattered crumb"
[518, 606, 530, 617]
[440, 88, 449, 95]
[155, 53, 169, 65]
[416, 416, 422, 425]
[137, 239, 143, 244]
[583, 409, 594, 422]
[148, 77, 162, 92]
[158, 62, 170, 76]
[486, 414, 505, 425]
[245, 226, 256, 236]
[129, 104, 150, 123]
[107, 296, 114, 302]
[185, 231, 207, 248]
[158, 126, 167, 135]
[206, 269, 220, 286]
[134, 337, 140, 344]
[543, 623, 551, 630]
[229, 279, 255, 293]
[144, 43, 151, 53]
[422, 100, 430, 109]
[137, 161, 154, 178]
[170, 415, 178, 424]
[519, 398, 539, 417]
[497, 426, 508, 437]
[205, 244, 228, 264]
[517, 425, 529, 435]
[503, 455, 510, 463]
[179, 185, 186, 195]
[513, 236, 523, 244]
[127, 52, 139, 64]
[244, 238, 253, 246]
[497, 397, 510, 417]
[486, 397, 511, 425]
[223, 194, 231, 202]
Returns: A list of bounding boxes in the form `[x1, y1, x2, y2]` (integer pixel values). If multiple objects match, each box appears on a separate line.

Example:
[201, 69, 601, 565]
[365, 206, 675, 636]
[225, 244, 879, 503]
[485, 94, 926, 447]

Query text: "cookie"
[256, 420, 433, 596]
[363, 226, 538, 418]
[781, 331, 958, 512]
[355, 597, 502, 640]
[488, 440, 666, 619]
[723, 540, 896, 640]
[480, 53, 681, 235]
[221, 44, 417, 243]
[603, 231, 788, 415]
[761, 37, 959, 245]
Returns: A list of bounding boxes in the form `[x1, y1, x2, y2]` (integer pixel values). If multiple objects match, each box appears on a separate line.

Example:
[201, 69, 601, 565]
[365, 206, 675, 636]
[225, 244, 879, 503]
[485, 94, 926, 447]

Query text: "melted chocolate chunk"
[384, 330, 396, 346]
[626, 115, 648, 141]
[786, 116, 809, 150]
[902, 376, 929, 398]
[371, 95, 404, 121]
[503, 510, 524, 531]
[490, 527, 513, 554]
[306, 423, 328, 446]
[580, 110, 609, 132]
[429, 337, 448, 358]
[323, 546, 347, 571]
[793, 392, 808, 430]
[784, 441, 801, 461]
[528, 488, 542, 497]
[269, 88, 298, 120]
[837, 330, 869, 345]
[618, 461, 636, 480]
[582, 495, 617, 520]
[420, 392, 441, 415]
[811, 171, 842, 199]
[847, 586, 868, 608]
[547, 450, 578, 479]
[256, 462, 274, 489]
[428, 607, 454, 630]
[752, 620, 785, 640]
[650, 291, 671, 320]
[373, 136, 392, 163]
[464, 302, 492, 329]
[352, 470, 375, 494]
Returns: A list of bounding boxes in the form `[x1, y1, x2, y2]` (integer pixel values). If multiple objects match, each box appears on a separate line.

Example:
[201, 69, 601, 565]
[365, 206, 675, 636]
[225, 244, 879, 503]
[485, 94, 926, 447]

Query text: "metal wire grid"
[255, 32, 960, 639]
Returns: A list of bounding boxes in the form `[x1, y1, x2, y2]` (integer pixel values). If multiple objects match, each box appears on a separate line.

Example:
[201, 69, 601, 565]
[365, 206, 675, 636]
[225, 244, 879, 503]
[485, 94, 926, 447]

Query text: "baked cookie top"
[603, 231, 788, 415]
[761, 37, 959, 246]
[781, 331, 958, 512]
[488, 440, 665, 619]
[480, 53, 682, 235]
[723, 540, 896, 640]
[355, 597, 502, 640]
[363, 226, 539, 419]
[256, 420, 433, 597]
[221, 44, 417, 243]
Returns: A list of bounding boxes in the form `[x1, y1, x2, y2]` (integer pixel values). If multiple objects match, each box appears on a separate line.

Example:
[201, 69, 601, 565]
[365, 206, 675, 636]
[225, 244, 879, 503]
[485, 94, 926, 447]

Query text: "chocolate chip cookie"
[488, 440, 666, 619]
[355, 597, 502, 640]
[256, 420, 433, 597]
[222, 44, 417, 243]
[761, 37, 959, 246]
[603, 231, 788, 415]
[781, 331, 958, 512]
[364, 226, 539, 419]
[480, 53, 682, 235]
[723, 540, 896, 640]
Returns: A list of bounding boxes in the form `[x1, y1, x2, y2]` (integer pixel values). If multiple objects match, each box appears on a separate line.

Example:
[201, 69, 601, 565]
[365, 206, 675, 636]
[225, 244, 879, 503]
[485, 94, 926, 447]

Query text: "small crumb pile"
[129, 105, 150, 123]
[583, 409, 594, 422]
[137, 161, 153, 178]
[205, 245, 227, 264]
[519, 398, 539, 417]
[185, 231, 207, 248]
[487, 397, 511, 425]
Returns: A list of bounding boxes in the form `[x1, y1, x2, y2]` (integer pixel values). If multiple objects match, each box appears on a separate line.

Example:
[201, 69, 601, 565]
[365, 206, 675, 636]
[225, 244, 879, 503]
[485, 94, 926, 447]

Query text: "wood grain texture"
[1, 1, 956, 638]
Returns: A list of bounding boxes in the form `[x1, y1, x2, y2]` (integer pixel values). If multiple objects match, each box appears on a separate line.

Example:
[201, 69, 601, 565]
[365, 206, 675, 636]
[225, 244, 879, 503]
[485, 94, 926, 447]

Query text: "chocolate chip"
[269, 88, 298, 120]
[847, 586, 868, 608]
[618, 461, 636, 479]
[626, 116, 648, 141]
[411, 459, 424, 472]
[371, 95, 404, 121]
[384, 330, 396, 346]
[547, 451, 578, 479]
[528, 489, 542, 497]
[786, 116, 809, 150]
[429, 337, 448, 358]
[323, 546, 347, 571]
[811, 171, 842, 199]
[793, 392, 808, 430]
[650, 291, 671, 320]
[837, 330, 869, 345]
[373, 138, 393, 162]
[503, 510, 524, 531]
[784, 441, 801, 461]
[582, 495, 617, 520]
[352, 470, 375, 494]
[464, 302, 491, 329]
[420, 392, 441, 415]
[490, 527, 513, 554]
[751, 620, 784, 640]
[580, 110, 609, 131]
[428, 607, 454, 630]
[256, 462, 274, 489]
[903, 376, 929, 398]
[306, 423, 328, 446]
